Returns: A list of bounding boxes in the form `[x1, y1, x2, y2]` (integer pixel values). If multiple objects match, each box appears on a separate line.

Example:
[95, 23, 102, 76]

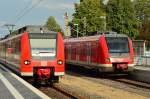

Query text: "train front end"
[100, 34, 134, 72]
[21, 32, 64, 83]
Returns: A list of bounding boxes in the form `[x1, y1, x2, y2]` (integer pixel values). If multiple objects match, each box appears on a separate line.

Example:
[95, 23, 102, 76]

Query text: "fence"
[133, 40, 150, 66]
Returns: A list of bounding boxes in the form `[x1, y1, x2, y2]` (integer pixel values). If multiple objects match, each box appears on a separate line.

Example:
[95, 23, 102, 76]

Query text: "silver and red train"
[0, 25, 64, 83]
[64, 32, 134, 73]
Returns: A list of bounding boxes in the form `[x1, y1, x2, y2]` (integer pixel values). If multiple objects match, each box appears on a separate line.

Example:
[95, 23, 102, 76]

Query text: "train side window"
[91, 42, 97, 56]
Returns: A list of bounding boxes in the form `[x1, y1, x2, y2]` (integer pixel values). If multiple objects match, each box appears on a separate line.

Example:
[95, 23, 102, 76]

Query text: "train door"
[83, 42, 87, 62]
[65, 44, 68, 60]
[68, 44, 71, 60]
[87, 42, 91, 64]
[6, 40, 12, 61]
[71, 43, 77, 61]
[79, 42, 87, 63]
[76, 43, 80, 63]
[91, 41, 98, 64]
[79, 43, 83, 62]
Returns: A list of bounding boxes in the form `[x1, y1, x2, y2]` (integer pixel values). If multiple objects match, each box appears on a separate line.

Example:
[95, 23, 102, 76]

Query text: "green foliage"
[134, 0, 150, 40]
[45, 16, 62, 33]
[106, 0, 139, 38]
[72, 0, 105, 37]
[11, 30, 18, 35]
[134, 0, 150, 22]
[71, 0, 150, 39]
[137, 20, 150, 40]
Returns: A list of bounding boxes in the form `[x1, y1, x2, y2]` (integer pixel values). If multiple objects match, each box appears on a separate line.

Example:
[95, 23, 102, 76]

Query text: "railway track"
[2, 62, 150, 98]
[24, 68, 150, 99]
[52, 83, 84, 99]
[25, 77, 85, 99]
[66, 66, 150, 98]
[37, 83, 85, 99]
[67, 65, 150, 90]
[112, 78, 150, 90]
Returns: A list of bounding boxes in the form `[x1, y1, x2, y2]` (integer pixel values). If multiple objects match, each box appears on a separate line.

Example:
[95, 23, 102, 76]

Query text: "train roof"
[105, 33, 128, 37]
[18, 25, 57, 34]
[0, 33, 23, 43]
[64, 33, 128, 43]
[0, 25, 58, 41]
[64, 35, 100, 42]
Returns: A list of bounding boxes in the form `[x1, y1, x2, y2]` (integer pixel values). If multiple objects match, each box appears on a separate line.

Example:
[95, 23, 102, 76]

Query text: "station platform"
[131, 66, 150, 83]
[134, 65, 150, 71]
[0, 64, 50, 99]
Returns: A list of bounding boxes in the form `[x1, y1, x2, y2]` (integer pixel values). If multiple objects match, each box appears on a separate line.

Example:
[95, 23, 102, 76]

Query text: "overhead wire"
[0, 0, 37, 37]
[14, 0, 44, 24]
[12, 0, 33, 23]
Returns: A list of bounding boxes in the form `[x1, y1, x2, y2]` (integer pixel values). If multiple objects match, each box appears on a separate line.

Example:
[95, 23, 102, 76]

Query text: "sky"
[0, 0, 80, 37]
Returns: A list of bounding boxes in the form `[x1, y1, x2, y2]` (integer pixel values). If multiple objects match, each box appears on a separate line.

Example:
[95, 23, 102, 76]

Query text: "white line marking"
[54, 72, 65, 76]
[21, 72, 33, 76]
[0, 65, 51, 99]
[0, 72, 24, 99]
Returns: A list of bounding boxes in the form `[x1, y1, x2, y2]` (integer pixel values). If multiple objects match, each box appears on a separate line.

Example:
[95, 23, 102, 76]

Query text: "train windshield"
[106, 37, 129, 53]
[29, 33, 56, 60]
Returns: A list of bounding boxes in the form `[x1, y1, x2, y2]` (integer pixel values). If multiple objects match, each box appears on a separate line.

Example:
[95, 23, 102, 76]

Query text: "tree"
[72, 0, 105, 37]
[134, 0, 150, 22]
[134, 0, 150, 40]
[45, 16, 63, 33]
[137, 20, 150, 40]
[106, 0, 139, 38]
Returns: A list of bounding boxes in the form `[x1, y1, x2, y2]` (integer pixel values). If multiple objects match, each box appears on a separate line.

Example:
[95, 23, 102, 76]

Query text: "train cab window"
[106, 37, 129, 53]
[29, 33, 56, 60]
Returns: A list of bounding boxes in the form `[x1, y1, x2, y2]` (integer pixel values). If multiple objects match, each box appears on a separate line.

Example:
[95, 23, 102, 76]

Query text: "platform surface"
[0, 64, 50, 99]
[134, 65, 150, 71]
[132, 65, 150, 83]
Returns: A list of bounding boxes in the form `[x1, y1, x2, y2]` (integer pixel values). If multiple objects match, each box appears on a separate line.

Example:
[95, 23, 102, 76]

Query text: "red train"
[64, 32, 134, 73]
[0, 25, 64, 83]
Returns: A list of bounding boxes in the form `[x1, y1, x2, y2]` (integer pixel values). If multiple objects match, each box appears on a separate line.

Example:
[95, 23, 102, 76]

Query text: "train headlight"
[57, 60, 63, 65]
[24, 60, 30, 65]
[105, 58, 110, 62]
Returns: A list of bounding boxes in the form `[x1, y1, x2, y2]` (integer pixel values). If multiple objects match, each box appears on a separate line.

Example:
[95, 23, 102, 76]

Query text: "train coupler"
[36, 68, 51, 80]
[113, 63, 128, 71]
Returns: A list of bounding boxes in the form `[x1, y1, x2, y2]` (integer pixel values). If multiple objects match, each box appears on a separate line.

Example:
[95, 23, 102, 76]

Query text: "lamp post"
[83, 17, 86, 36]
[72, 15, 106, 36]
[100, 16, 106, 31]
[64, 12, 69, 37]
[72, 17, 86, 36]
[74, 24, 79, 38]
